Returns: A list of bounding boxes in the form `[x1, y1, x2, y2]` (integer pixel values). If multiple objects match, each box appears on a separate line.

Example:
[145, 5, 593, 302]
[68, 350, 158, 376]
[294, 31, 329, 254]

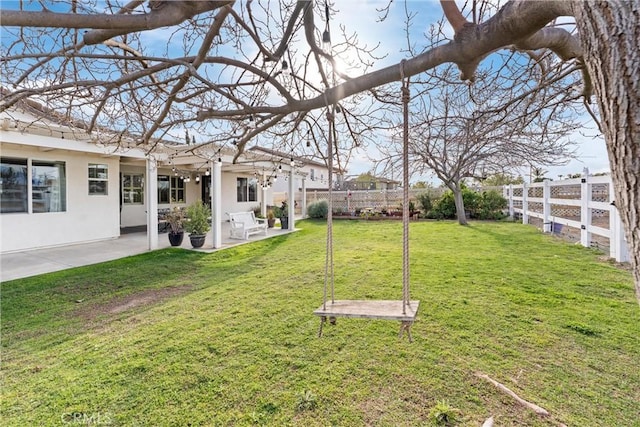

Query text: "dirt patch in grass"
[74, 285, 194, 322]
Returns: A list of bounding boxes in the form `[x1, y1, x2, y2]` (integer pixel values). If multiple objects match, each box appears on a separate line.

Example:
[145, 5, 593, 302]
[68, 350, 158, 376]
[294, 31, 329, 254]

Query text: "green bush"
[476, 190, 507, 220]
[184, 202, 211, 235]
[429, 191, 458, 219]
[429, 187, 505, 220]
[416, 192, 433, 213]
[307, 200, 328, 219]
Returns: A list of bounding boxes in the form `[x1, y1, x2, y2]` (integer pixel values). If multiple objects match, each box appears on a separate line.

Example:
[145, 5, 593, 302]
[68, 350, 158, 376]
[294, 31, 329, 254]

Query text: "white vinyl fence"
[498, 173, 629, 262]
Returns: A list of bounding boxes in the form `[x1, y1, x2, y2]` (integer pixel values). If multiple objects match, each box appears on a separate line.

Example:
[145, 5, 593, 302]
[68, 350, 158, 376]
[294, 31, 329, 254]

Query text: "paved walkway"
[1, 223, 295, 282]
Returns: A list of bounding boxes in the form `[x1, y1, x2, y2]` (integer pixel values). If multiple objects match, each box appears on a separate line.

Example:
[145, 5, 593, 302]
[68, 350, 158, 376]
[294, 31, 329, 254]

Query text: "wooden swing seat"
[313, 300, 420, 320]
[314, 300, 420, 341]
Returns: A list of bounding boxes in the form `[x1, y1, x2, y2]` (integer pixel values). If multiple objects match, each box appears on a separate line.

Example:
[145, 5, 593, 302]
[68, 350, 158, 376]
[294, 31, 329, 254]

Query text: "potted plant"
[266, 209, 276, 228]
[184, 202, 211, 248]
[164, 207, 185, 246]
[277, 201, 289, 229]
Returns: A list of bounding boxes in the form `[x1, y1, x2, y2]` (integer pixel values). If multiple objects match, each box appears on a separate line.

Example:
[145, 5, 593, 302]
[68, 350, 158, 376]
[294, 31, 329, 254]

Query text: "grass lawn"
[2, 220, 638, 426]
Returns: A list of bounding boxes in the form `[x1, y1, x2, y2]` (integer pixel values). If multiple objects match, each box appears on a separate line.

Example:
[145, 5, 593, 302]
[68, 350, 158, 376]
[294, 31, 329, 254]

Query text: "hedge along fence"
[494, 172, 630, 263]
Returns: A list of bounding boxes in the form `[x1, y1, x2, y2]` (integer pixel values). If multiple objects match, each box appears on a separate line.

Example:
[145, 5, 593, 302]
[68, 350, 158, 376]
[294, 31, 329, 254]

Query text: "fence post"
[580, 170, 591, 248]
[522, 183, 528, 224]
[609, 180, 629, 262]
[542, 180, 551, 232]
[508, 184, 514, 218]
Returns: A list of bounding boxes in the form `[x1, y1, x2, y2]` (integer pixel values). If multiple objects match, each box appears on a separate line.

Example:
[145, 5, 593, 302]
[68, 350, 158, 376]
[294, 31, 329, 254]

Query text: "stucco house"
[0, 101, 314, 253]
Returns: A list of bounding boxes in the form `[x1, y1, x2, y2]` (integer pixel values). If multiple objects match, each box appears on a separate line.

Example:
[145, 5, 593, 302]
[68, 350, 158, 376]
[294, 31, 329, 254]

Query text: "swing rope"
[321, 62, 412, 317]
[323, 96, 335, 311]
[400, 60, 411, 315]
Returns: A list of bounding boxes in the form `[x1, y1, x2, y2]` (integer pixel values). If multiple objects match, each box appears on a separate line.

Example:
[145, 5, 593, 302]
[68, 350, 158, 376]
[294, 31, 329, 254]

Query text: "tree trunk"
[574, 1, 640, 302]
[452, 184, 468, 225]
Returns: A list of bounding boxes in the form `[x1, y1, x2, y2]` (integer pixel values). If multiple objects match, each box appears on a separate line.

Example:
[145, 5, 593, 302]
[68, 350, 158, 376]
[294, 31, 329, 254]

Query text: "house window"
[170, 176, 185, 203]
[0, 157, 28, 213]
[158, 175, 170, 203]
[88, 163, 108, 195]
[32, 161, 66, 212]
[310, 168, 315, 181]
[237, 177, 257, 202]
[122, 173, 144, 204]
[158, 175, 185, 203]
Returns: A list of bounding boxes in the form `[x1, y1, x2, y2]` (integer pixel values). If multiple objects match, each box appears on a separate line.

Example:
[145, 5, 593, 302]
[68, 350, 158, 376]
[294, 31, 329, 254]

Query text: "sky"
[323, 1, 610, 183]
[1, 0, 610, 183]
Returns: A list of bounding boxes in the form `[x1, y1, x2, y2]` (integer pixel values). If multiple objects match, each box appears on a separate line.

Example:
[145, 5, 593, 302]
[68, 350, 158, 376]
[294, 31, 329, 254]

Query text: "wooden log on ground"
[475, 372, 550, 416]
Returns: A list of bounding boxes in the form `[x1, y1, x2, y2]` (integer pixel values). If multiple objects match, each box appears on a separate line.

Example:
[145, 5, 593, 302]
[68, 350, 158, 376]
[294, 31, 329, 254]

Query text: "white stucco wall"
[120, 169, 263, 226]
[1, 144, 121, 252]
[221, 172, 264, 218]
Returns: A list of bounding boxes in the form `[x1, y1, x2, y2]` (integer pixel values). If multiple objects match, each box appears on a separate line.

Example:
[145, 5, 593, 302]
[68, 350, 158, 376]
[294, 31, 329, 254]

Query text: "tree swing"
[313, 62, 420, 341]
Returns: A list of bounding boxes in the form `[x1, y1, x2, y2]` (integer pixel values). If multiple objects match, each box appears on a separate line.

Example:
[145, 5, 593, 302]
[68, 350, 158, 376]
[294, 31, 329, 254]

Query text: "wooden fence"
[496, 174, 629, 262]
[304, 188, 445, 214]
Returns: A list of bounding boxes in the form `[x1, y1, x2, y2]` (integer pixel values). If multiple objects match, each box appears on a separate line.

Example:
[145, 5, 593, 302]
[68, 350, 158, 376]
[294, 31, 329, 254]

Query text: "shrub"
[184, 202, 211, 235]
[307, 200, 329, 219]
[416, 192, 433, 213]
[428, 186, 489, 219]
[476, 190, 507, 220]
[430, 191, 457, 219]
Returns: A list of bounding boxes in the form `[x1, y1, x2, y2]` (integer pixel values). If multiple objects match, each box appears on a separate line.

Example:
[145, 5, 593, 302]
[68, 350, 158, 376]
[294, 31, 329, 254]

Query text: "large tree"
[376, 59, 580, 225]
[1, 1, 638, 301]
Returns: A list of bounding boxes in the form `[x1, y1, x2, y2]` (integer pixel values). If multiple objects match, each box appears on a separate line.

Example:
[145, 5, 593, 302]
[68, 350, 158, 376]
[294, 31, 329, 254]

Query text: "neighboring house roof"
[344, 175, 400, 185]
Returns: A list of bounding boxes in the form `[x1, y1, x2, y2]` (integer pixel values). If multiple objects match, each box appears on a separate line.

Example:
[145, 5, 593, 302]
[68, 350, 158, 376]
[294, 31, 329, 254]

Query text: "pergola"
[143, 143, 307, 250]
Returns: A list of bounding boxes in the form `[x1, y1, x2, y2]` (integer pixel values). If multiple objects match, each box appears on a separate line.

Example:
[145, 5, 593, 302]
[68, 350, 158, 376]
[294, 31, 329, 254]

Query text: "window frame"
[236, 177, 257, 202]
[31, 160, 67, 213]
[0, 157, 28, 214]
[170, 176, 185, 203]
[122, 173, 144, 205]
[88, 163, 108, 195]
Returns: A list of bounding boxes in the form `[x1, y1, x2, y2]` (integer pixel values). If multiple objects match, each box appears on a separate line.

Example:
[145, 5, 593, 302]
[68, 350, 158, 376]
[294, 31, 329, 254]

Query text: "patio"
[1, 221, 296, 282]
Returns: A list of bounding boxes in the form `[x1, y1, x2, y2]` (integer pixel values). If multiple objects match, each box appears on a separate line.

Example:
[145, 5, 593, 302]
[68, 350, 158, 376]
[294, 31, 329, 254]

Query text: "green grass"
[2, 220, 639, 426]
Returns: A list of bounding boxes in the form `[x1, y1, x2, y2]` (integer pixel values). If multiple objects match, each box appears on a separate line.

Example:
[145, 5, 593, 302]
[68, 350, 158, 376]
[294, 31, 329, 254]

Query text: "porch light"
[205, 169, 210, 176]
[218, 157, 222, 163]
[281, 60, 290, 75]
[322, 29, 331, 53]
[195, 175, 200, 183]
[322, 2, 331, 53]
[290, 157, 295, 167]
[278, 164, 282, 172]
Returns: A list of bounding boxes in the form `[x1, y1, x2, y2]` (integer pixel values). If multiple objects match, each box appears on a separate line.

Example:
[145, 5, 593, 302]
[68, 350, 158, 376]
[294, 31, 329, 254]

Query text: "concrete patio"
[1, 221, 296, 282]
